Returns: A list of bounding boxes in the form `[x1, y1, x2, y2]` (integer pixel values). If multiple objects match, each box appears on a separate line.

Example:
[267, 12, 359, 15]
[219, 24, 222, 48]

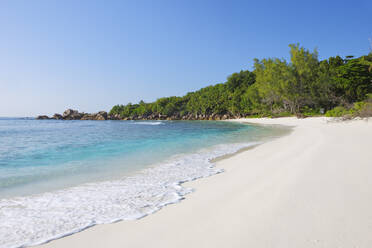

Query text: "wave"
[0, 142, 259, 248]
[130, 121, 165, 125]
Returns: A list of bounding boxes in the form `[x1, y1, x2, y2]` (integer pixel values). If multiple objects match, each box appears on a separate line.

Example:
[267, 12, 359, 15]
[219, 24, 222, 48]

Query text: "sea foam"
[0, 142, 258, 248]
[130, 121, 165, 125]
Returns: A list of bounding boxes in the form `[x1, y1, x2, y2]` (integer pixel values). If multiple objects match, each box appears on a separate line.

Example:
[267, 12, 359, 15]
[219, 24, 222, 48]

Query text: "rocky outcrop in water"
[36, 109, 109, 120]
[36, 115, 51, 120]
[62, 109, 82, 120]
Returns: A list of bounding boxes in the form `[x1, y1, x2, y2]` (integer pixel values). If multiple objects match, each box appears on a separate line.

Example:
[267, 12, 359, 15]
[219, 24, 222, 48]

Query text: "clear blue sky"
[0, 0, 371, 116]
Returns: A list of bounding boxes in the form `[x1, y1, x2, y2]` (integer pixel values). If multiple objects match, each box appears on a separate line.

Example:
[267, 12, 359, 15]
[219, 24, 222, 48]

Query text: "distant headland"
[36, 109, 111, 121]
[36, 108, 236, 121]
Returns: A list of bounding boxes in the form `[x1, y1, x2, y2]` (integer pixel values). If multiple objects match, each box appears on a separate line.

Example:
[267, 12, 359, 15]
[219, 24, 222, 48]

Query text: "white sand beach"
[39, 117, 372, 248]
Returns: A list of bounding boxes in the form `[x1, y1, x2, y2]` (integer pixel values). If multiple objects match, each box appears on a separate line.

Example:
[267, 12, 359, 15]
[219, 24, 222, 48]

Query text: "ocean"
[0, 118, 287, 248]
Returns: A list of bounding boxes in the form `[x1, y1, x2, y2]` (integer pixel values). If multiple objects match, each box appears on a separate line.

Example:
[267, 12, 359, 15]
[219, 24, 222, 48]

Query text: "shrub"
[326, 98, 372, 118]
[325, 106, 352, 117]
[355, 102, 372, 118]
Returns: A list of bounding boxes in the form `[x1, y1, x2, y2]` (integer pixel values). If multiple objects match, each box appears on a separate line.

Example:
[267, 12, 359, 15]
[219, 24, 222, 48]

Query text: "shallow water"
[0, 118, 287, 248]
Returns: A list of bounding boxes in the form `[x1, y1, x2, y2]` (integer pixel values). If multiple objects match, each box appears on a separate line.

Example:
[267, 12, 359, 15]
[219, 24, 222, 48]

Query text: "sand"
[39, 117, 372, 248]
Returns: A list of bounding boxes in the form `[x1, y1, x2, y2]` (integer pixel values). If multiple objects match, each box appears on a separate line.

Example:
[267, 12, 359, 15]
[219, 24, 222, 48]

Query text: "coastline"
[1, 120, 281, 248]
[38, 117, 372, 248]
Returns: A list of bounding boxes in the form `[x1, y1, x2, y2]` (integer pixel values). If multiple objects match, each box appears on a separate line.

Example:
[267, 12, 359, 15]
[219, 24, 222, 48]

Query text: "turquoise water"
[0, 118, 286, 248]
[0, 118, 278, 197]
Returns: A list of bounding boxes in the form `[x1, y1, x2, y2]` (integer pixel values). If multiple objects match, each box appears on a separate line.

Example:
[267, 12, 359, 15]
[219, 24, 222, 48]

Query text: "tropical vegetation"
[110, 44, 372, 119]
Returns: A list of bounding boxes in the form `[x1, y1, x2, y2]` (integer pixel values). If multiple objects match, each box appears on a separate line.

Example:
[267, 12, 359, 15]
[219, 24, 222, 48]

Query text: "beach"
[39, 117, 372, 248]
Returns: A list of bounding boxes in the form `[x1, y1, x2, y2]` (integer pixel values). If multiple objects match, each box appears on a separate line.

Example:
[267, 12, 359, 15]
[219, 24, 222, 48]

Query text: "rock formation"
[36, 115, 50, 120]
[37, 109, 109, 121]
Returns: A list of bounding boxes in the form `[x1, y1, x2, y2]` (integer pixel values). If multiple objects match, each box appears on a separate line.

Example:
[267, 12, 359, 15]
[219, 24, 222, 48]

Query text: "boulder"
[97, 111, 107, 119]
[52, 114, 63, 120]
[81, 114, 95, 120]
[62, 109, 77, 119]
[62, 109, 82, 120]
[107, 114, 120, 120]
[95, 114, 106, 120]
[36, 115, 50, 120]
[63, 109, 77, 117]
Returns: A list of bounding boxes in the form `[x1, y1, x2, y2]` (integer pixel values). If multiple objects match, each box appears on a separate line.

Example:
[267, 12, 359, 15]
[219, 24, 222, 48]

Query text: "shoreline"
[37, 117, 372, 248]
[1, 120, 283, 248]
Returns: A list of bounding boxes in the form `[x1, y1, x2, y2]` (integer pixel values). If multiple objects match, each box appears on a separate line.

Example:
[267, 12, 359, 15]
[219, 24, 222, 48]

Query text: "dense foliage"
[325, 94, 372, 118]
[110, 44, 372, 119]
